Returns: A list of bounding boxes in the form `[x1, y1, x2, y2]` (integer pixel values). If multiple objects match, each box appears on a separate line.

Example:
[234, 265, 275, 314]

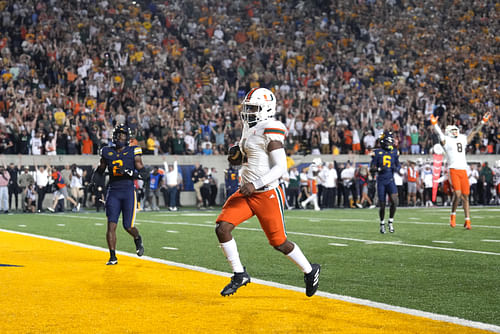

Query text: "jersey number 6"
[383, 155, 392, 168]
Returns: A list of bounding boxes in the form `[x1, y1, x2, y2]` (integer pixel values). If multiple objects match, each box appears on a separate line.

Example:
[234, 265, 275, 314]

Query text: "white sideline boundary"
[24, 214, 500, 256]
[1, 228, 499, 333]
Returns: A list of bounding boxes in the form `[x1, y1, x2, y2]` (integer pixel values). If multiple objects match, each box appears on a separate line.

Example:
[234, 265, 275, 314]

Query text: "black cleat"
[304, 263, 321, 297]
[135, 236, 144, 256]
[220, 269, 251, 296]
[106, 257, 118, 265]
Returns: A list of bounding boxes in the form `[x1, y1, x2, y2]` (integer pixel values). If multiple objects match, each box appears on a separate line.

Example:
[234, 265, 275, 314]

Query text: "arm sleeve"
[252, 148, 287, 189]
[434, 124, 445, 142]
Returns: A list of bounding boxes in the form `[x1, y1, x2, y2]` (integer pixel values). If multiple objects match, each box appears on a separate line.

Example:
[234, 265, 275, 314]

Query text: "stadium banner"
[432, 154, 443, 202]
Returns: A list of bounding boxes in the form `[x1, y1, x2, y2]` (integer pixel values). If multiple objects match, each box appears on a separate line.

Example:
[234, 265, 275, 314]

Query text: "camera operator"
[90, 167, 106, 212]
[24, 183, 37, 213]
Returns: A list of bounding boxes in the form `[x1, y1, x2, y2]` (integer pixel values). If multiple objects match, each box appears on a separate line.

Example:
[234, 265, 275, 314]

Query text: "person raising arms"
[430, 111, 491, 229]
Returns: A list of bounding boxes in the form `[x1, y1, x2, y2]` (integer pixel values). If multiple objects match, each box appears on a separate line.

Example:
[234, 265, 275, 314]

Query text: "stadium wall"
[3, 154, 499, 206]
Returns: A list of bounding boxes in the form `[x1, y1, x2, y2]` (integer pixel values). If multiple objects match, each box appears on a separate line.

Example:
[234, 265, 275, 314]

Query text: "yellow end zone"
[0, 231, 494, 334]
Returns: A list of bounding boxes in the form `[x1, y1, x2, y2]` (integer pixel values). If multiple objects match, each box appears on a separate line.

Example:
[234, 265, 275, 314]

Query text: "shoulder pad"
[133, 146, 142, 155]
[100, 146, 113, 157]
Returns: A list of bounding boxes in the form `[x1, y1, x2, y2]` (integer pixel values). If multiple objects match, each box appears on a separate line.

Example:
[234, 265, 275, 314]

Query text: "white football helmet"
[445, 125, 459, 138]
[241, 88, 276, 127]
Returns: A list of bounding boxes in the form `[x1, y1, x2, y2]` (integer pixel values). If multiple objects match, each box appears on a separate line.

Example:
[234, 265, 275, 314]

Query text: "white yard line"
[1, 228, 499, 333]
[35, 214, 500, 256]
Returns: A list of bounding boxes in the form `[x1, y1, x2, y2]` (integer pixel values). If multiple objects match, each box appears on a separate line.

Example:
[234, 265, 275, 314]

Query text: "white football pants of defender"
[302, 193, 320, 211]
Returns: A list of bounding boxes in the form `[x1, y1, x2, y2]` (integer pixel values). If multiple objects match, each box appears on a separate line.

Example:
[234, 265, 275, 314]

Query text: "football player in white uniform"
[216, 88, 320, 297]
[431, 111, 491, 229]
[493, 160, 500, 205]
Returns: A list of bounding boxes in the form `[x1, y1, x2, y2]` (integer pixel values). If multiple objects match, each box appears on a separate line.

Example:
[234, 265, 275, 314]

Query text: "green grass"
[1, 207, 499, 326]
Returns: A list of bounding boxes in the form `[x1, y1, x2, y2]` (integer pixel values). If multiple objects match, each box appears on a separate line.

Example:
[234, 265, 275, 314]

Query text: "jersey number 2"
[112, 160, 123, 176]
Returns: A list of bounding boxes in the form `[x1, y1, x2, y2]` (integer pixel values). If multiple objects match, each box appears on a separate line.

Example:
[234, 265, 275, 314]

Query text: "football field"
[1, 207, 499, 333]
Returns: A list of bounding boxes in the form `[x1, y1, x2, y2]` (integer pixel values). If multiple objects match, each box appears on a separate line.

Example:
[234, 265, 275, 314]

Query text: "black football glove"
[228, 145, 243, 165]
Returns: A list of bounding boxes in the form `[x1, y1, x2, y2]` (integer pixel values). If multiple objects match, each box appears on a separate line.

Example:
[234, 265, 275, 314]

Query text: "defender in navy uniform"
[224, 164, 240, 199]
[93, 124, 149, 265]
[370, 131, 401, 234]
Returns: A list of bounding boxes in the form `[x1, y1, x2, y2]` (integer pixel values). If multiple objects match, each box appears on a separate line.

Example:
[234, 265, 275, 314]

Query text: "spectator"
[0, 162, 10, 213]
[6, 162, 20, 211]
[0, 0, 497, 159]
[340, 162, 356, 208]
[479, 162, 493, 205]
[45, 132, 57, 156]
[191, 163, 206, 209]
[147, 167, 163, 211]
[80, 132, 93, 155]
[163, 159, 179, 211]
[69, 164, 84, 207]
[34, 163, 50, 213]
[18, 166, 35, 197]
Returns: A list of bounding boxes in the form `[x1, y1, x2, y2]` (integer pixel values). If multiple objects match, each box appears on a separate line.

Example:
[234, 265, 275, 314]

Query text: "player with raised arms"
[430, 112, 491, 229]
[92, 124, 148, 265]
[216, 88, 321, 297]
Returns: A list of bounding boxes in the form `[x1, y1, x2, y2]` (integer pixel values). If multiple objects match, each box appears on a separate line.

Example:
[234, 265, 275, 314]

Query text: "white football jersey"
[239, 119, 287, 189]
[443, 134, 468, 170]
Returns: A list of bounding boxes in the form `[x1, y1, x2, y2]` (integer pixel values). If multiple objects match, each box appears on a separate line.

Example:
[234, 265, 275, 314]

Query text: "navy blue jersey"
[371, 148, 400, 200]
[225, 167, 240, 199]
[370, 148, 400, 183]
[101, 145, 142, 189]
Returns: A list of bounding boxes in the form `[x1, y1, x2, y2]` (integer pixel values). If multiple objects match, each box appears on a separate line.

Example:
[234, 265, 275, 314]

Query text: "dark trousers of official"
[317, 185, 324, 208]
[343, 184, 356, 208]
[37, 185, 48, 211]
[397, 185, 404, 206]
[8, 184, 19, 210]
[470, 183, 478, 205]
[478, 182, 492, 205]
[287, 187, 299, 209]
[322, 187, 336, 208]
[210, 184, 217, 206]
[201, 184, 211, 207]
[337, 183, 344, 207]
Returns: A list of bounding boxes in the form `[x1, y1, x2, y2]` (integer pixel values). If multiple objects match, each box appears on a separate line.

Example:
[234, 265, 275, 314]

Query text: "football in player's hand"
[228, 145, 243, 165]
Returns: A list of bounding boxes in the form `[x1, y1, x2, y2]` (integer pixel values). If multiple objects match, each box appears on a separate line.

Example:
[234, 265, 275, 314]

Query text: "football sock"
[451, 212, 456, 216]
[388, 218, 394, 223]
[380, 220, 385, 225]
[465, 217, 470, 221]
[220, 238, 244, 273]
[286, 243, 313, 274]
[110, 249, 116, 258]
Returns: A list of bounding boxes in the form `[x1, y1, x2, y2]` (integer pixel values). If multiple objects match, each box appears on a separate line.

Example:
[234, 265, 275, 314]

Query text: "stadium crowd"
[0, 0, 498, 157]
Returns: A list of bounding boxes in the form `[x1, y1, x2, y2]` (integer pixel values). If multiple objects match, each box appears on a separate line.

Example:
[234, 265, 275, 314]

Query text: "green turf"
[1, 207, 499, 326]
